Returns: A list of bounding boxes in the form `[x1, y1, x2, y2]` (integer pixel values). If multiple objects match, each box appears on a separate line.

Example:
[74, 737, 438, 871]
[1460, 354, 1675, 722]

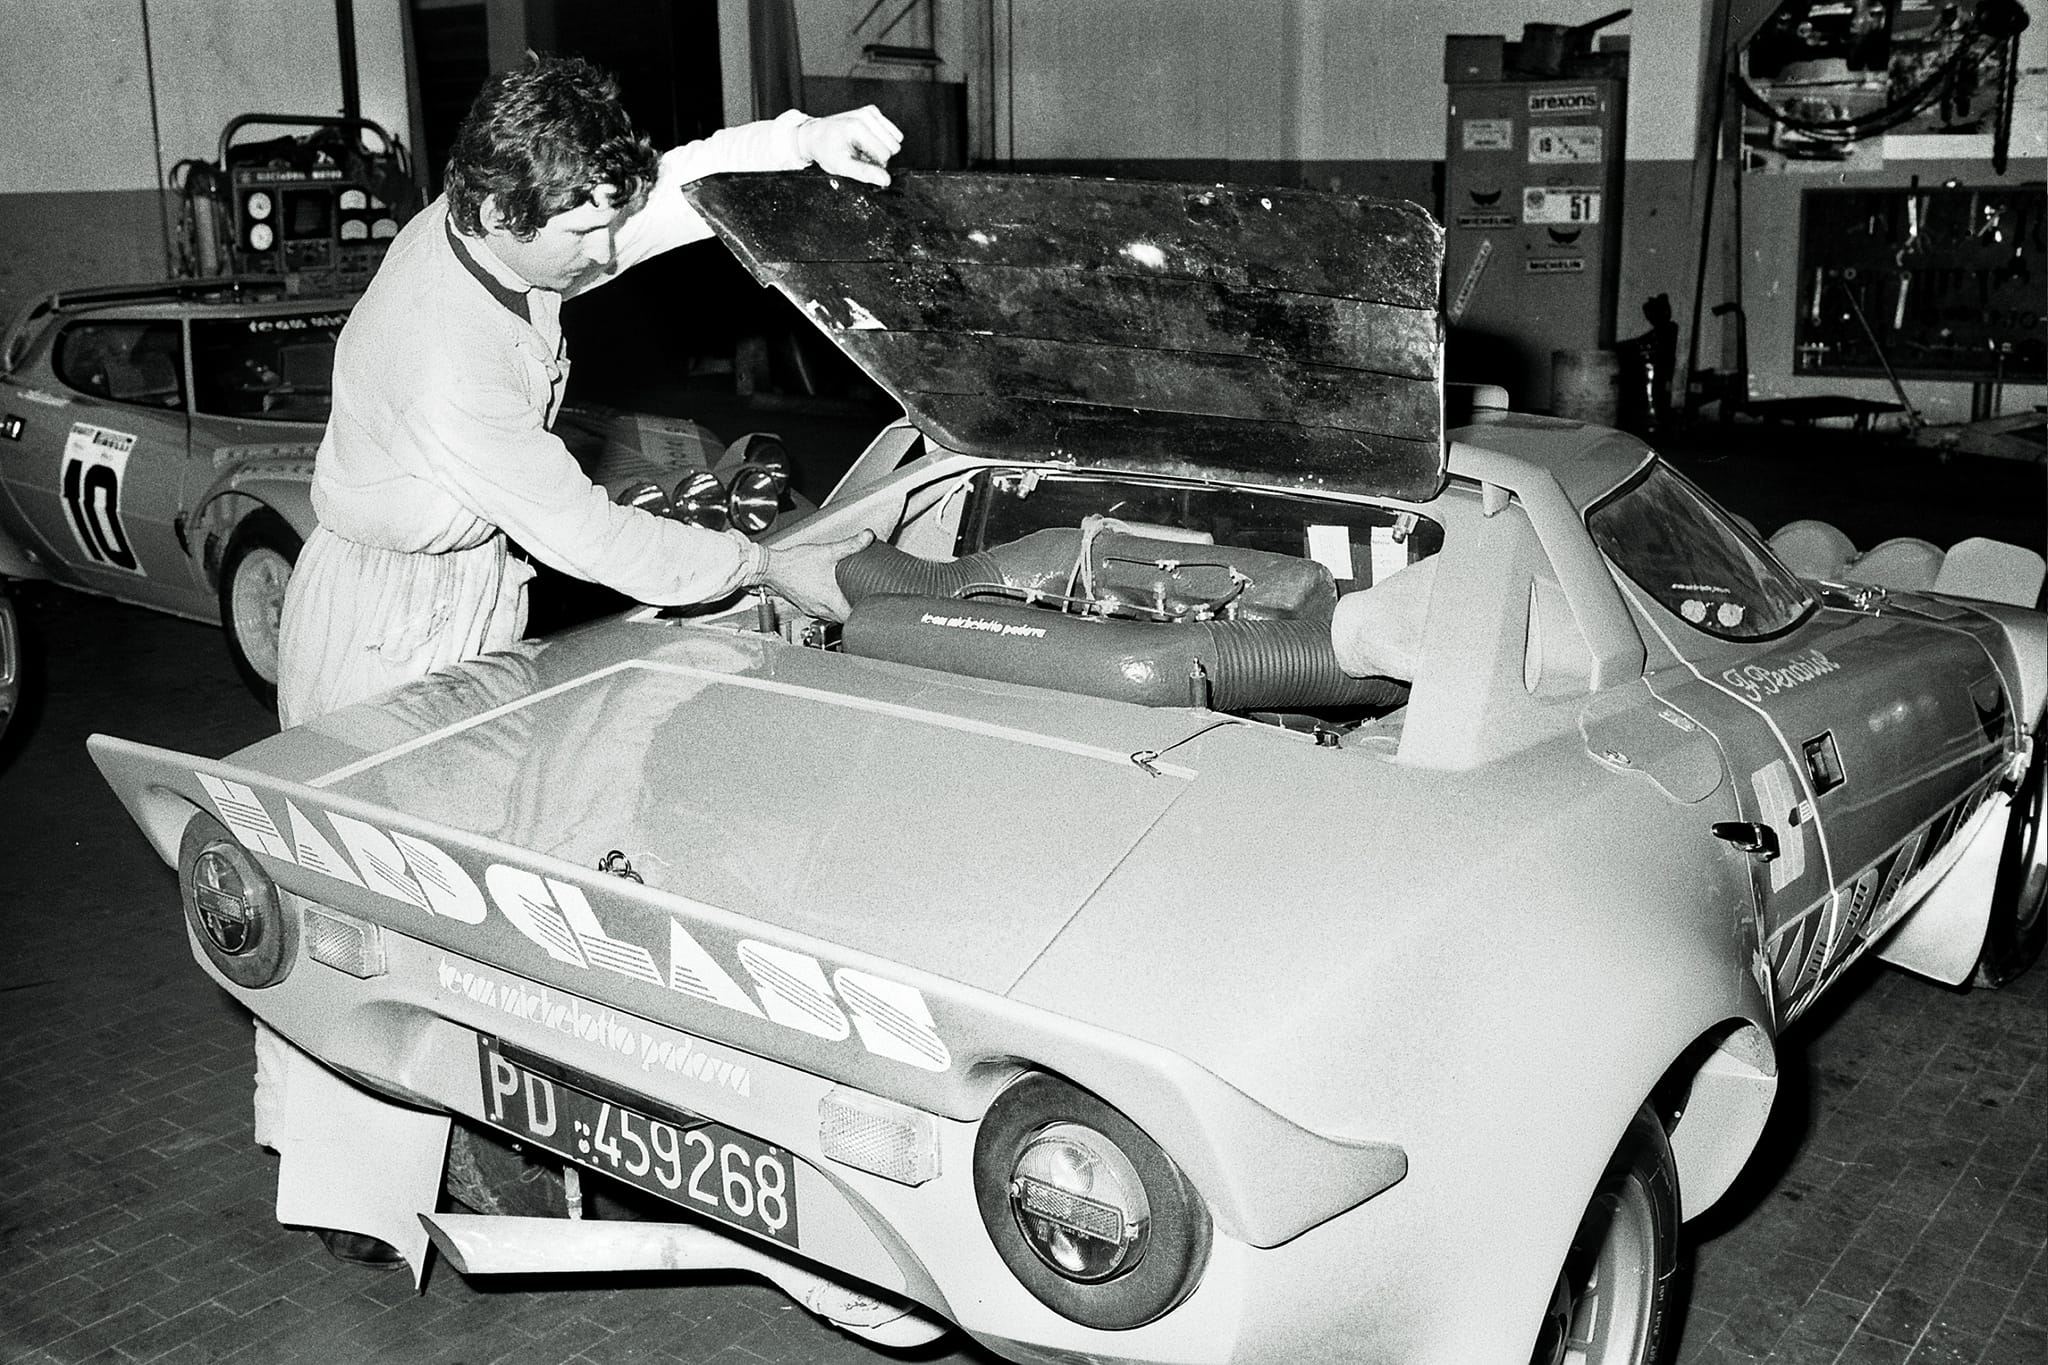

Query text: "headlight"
[179, 812, 295, 988]
[973, 1073, 1209, 1329]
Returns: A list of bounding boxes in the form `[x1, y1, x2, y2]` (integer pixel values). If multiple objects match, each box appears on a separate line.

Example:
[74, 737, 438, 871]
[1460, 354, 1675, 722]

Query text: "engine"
[835, 517, 1407, 715]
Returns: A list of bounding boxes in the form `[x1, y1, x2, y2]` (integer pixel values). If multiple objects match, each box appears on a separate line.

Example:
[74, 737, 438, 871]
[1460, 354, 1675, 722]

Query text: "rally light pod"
[727, 462, 789, 535]
[179, 811, 295, 989]
[671, 470, 730, 530]
[972, 1072, 1210, 1329]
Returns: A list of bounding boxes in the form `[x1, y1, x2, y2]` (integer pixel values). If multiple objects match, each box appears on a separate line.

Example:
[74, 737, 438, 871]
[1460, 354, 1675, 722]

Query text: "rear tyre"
[217, 510, 301, 712]
[1531, 1104, 1679, 1365]
[1974, 730, 2047, 988]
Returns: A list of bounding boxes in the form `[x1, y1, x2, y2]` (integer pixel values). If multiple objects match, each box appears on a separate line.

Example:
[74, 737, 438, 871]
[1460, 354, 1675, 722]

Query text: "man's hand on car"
[762, 528, 875, 622]
[797, 106, 904, 186]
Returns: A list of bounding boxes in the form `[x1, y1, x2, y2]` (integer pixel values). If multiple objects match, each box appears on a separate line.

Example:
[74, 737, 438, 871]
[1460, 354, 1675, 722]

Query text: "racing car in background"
[93, 174, 2045, 1365]
[0, 279, 791, 707]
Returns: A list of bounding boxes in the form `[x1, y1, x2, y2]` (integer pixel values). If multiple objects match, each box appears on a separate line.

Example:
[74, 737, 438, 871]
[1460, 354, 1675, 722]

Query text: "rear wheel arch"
[1651, 1019, 1778, 1222]
[1974, 727, 2047, 988]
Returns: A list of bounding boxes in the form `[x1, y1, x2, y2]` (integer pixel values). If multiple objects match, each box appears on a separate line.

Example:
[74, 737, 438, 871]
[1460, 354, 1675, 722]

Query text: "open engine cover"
[684, 171, 1447, 502]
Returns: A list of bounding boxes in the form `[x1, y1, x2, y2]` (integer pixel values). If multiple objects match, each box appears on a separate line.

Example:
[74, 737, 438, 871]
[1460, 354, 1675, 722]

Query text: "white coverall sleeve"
[397, 372, 761, 606]
[588, 111, 812, 290]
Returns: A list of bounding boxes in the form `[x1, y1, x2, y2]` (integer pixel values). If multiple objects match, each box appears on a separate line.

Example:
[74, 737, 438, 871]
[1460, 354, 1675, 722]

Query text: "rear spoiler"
[1, 278, 346, 374]
[91, 733, 1406, 1247]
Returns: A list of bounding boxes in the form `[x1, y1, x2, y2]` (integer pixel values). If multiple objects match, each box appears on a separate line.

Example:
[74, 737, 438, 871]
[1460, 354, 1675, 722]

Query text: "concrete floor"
[0, 418, 2042, 1365]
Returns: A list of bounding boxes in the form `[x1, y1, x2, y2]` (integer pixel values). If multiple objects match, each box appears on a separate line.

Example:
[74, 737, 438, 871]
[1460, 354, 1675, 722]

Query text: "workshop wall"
[1729, 7, 2047, 428]
[0, 0, 409, 324]
[979, 0, 1707, 409]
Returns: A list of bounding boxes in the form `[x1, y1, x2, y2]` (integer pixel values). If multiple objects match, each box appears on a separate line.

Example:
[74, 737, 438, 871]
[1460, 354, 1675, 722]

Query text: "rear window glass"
[54, 320, 184, 408]
[191, 311, 346, 422]
[960, 468, 1443, 592]
[1588, 463, 1812, 640]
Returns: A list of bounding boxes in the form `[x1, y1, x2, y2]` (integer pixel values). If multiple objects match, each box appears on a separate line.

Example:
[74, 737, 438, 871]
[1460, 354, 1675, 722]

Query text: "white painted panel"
[0, 0, 160, 193]
[0, 0, 414, 195]
[995, 0, 1703, 166]
[151, 0, 344, 169]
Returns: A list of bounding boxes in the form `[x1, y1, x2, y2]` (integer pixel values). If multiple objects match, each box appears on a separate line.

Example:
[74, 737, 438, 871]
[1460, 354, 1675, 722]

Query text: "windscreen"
[1588, 463, 1813, 641]
[190, 310, 347, 422]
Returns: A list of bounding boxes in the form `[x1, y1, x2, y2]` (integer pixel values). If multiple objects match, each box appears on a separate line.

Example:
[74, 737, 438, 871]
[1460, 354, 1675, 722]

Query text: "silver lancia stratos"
[93, 172, 2045, 1365]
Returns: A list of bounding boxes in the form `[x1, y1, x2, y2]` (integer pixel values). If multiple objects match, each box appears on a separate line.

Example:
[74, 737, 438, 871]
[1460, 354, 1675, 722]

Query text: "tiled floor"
[1, 423, 2042, 1365]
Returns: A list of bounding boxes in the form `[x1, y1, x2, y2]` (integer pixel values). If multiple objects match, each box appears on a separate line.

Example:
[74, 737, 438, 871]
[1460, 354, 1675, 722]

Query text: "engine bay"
[814, 467, 1444, 726]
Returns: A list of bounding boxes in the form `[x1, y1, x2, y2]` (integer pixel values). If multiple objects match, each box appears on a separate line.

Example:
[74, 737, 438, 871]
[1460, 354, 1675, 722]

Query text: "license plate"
[477, 1039, 798, 1246]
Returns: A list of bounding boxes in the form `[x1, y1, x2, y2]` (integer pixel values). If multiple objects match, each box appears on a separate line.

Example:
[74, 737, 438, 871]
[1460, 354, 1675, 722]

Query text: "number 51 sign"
[61, 422, 142, 574]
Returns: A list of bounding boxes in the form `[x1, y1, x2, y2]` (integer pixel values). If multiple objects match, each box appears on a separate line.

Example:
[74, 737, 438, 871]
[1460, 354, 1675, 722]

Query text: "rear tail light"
[179, 812, 294, 988]
[973, 1073, 1210, 1329]
[1011, 1122, 1151, 1281]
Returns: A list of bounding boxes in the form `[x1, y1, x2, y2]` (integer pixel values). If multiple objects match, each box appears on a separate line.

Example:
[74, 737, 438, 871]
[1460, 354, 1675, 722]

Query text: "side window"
[53, 320, 185, 409]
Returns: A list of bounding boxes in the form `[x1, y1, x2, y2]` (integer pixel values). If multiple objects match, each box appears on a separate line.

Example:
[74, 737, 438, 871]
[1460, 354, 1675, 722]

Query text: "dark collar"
[444, 215, 531, 323]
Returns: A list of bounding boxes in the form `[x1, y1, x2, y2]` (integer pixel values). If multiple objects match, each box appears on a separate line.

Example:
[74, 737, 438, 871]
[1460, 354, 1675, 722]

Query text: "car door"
[1669, 604, 2009, 1022]
[6, 316, 210, 613]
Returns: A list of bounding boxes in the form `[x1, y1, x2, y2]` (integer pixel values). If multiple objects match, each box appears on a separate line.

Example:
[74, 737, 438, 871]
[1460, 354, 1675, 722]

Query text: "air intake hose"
[836, 534, 1081, 605]
[841, 594, 1405, 712]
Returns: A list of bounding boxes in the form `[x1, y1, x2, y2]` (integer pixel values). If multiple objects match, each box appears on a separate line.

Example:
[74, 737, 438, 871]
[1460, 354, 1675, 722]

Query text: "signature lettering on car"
[1721, 647, 1842, 705]
[196, 773, 954, 1072]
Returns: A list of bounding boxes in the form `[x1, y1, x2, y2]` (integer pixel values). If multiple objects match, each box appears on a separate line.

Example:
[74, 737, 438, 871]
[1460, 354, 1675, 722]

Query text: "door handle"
[1712, 821, 1779, 861]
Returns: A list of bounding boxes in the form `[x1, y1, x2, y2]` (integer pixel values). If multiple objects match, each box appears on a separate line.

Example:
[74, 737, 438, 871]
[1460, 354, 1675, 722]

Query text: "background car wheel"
[1973, 729, 2047, 989]
[217, 510, 300, 711]
[1531, 1104, 1679, 1365]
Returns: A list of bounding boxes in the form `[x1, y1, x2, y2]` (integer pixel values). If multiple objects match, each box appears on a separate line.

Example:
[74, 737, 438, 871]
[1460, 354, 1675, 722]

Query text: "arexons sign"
[196, 773, 953, 1073]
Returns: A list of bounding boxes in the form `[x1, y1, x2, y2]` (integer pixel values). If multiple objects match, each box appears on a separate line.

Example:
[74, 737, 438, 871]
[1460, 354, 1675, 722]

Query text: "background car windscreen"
[190, 310, 346, 422]
[962, 469, 1444, 592]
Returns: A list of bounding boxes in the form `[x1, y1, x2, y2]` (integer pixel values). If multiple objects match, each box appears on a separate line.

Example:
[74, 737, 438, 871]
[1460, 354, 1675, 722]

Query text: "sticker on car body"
[61, 422, 142, 574]
[194, 772, 955, 1074]
[436, 955, 755, 1098]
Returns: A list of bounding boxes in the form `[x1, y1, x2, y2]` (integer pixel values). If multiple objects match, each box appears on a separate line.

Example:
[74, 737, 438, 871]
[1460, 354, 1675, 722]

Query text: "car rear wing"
[0, 278, 315, 374]
[90, 733, 1407, 1248]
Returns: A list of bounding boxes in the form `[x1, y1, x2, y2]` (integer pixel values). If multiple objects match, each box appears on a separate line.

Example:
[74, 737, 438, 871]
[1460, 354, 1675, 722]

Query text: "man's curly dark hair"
[443, 54, 661, 240]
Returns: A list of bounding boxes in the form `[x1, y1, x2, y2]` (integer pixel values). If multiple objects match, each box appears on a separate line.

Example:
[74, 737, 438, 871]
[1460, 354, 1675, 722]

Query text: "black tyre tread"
[1974, 729, 2047, 989]
[217, 509, 301, 712]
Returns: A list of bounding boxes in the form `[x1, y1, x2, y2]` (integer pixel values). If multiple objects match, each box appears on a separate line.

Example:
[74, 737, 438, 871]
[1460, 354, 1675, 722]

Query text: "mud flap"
[1875, 796, 2008, 985]
[261, 1027, 449, 1285]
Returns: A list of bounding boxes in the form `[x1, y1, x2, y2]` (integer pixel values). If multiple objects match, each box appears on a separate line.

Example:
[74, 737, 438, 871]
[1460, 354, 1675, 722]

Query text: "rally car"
[93, 173, 2046, 1365]
[0, 279, 780, 706]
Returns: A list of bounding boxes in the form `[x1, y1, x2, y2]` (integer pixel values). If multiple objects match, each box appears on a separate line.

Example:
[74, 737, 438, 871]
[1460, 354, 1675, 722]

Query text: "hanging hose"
[1733, 1, 2025, 145]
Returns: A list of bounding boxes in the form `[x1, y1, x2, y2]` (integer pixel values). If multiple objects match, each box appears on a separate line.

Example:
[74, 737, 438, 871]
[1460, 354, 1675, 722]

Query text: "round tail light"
[180, 812, 294, 988]
[973, 1073, 1210, 1329]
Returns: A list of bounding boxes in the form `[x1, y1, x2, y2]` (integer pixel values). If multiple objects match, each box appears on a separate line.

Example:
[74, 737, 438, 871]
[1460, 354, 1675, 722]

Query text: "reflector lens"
[302, 897, 387, 979]
[818, 1088, 940, 1186]
[1010, 1122, 1150, 1281]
